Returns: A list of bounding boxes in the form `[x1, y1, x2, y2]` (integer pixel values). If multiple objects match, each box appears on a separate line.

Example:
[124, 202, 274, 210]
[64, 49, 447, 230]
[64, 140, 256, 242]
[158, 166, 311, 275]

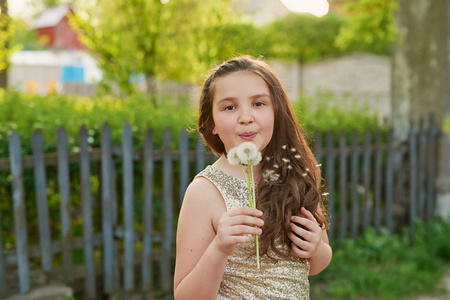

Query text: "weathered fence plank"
[142, 129, 154, 292]
[57, 127, 72, 283]
[418, 119, 426, 220]
[409, 124, 418, 238]
[426, 116, 438, 220]
[374, 129, 383, 232]
[350, 129, 359, 239]
[179, 129, 190, 208]
[385, 129, 394, 232]
[79, 126, 96, 298]
[196, 135, 205, 173]
[101, 123, 115, 294]
[161, 128, 173, 291]
[122, 123, 135, 292]
[32, 129, 53, 272]
[325, 130, 335, 242]
[338, 131, 347, 245]
[9, 132, 30, 293]
[362, 129, 372, 232]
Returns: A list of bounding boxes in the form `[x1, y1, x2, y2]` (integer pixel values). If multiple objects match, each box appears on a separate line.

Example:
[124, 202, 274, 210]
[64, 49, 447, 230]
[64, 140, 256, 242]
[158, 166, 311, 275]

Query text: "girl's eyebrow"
[217, 93, 270, 103]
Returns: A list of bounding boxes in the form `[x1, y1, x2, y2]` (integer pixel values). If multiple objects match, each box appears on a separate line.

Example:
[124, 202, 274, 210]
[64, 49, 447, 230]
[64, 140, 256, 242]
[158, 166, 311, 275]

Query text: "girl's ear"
[212, 126, 218, 135]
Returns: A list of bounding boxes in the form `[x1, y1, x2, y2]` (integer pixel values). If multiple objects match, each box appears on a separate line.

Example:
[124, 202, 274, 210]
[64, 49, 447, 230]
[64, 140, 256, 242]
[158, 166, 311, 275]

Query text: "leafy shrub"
[310, 218, 450, 300]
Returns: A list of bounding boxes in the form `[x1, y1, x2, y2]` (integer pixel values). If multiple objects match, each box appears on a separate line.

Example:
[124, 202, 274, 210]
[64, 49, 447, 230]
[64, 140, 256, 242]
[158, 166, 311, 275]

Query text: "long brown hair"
[198, 56, 328, 261]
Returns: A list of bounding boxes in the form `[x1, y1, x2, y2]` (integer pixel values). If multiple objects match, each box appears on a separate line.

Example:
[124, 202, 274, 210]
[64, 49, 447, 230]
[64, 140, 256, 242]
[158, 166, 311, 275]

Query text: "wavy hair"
[198, 56, 328, 261]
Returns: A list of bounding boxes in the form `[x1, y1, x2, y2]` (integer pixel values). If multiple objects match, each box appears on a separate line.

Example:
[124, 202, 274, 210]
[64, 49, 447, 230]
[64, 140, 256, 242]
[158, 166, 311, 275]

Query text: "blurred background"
[0, 0, 449, 299]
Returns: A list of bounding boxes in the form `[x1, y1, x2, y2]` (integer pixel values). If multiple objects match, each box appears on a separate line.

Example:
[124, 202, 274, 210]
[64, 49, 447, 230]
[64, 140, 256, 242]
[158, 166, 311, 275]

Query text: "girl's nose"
[239, 108, 254, 125]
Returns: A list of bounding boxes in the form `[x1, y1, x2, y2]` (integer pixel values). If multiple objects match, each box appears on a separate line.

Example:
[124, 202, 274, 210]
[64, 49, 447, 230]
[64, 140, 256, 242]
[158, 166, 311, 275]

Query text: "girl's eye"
[254, 101, 265, 107]
[224, 105, 236, 111]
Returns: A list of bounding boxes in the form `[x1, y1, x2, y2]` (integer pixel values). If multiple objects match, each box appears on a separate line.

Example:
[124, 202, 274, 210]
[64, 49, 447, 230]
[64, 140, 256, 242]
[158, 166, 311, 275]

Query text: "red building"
[33, 4, 84, 50]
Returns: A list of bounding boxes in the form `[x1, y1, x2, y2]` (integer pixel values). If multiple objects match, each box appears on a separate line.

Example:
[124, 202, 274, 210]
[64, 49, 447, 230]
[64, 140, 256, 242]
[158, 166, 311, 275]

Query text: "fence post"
[122, 123, 135, 292]
[374, 129, 383, 233]
[409, 124, 418, 238]
[142, 128, 154, 292]
[325, 131, 335, 243]
[196, 135, 205, 173]
[362, 129, 372, 232]
[385, 129, 394, 232]
[79, 125, 96, 298]
[338, 130, 348, 245]
[101, 123, 115, 294]
[9, 132, 30, 294]
[350, 129, 359, 239]
[179, 129, 190, 208]
[32, 129, 52, 274]
[435, 131, 450, 220]
[161, 128, 173, 291]
[57, 127, 72, 283]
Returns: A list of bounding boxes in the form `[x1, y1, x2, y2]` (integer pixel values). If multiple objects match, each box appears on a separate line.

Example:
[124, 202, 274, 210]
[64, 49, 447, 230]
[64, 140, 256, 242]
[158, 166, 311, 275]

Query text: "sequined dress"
[196, 165, 310, 300]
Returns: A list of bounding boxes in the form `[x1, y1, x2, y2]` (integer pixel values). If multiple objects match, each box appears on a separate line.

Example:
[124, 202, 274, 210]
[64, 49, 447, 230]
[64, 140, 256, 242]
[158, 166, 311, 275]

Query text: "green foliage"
[293, 89, 382, 136]
[263, 13, 345, 62]
[310, 218, 450, 299]
[10, 18, 46, 51]
[70, 0, 238, 93]
[335, 0, 398, 54]
[0, 89, 196, 157]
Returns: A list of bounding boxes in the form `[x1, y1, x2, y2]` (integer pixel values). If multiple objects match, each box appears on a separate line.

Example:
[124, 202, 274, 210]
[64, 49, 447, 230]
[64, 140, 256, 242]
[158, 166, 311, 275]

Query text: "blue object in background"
[62, 66, 84, 82]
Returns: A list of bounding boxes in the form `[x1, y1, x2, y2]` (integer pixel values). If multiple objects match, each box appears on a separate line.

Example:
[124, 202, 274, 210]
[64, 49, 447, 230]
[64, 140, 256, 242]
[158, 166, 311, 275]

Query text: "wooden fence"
[0, 117, 441, 298]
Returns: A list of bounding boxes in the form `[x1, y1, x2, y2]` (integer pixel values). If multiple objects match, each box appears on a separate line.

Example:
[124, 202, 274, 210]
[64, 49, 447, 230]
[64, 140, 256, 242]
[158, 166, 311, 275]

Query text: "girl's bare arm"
[174, 178, 263, 300]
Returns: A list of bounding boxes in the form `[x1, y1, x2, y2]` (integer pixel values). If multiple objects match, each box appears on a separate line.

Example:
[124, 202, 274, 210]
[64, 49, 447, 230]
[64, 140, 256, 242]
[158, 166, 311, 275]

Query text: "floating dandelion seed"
[282, 158, 290, 163]
[316, 164, 322, 167]
[265, 156, 271, 161]
[322, 192, 329, 196]
[274, 164, 279, 168]
[302, 173, 307, 177]
[295, 154, 301, 159]
[287, 165, 293, 170]
[305, 168, 309, 172]
[290, 147, 296, 152]
[282, 145, 287, 150]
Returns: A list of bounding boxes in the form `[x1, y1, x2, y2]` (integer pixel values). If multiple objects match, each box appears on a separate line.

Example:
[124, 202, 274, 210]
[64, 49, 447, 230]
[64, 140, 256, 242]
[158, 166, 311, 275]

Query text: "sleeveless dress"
[196, 165, 310, 300]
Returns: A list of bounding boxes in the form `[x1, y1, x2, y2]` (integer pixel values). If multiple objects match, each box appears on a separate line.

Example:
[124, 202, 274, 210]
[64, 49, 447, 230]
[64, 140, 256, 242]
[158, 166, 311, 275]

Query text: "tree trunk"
[391, 0, 449, 139]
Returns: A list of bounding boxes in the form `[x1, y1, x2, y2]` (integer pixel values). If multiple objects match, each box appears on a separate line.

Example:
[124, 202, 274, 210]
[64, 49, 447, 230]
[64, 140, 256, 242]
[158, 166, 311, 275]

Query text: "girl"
[174, 56, 331, 299]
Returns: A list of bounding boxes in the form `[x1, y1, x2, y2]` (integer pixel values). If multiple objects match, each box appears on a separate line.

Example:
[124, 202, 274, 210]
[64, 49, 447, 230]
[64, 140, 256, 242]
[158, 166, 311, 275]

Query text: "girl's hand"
[212, 207, 263, 257]
[289, 207, 323, 259]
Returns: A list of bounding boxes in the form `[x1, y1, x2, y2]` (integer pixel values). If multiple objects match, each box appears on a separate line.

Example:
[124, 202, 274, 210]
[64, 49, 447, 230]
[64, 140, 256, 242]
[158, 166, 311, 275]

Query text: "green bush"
[310, 218, 450, 300]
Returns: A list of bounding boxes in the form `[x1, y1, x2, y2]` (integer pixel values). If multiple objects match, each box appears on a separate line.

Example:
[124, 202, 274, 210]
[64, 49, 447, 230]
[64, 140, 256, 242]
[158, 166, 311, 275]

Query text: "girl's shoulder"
[183, 169, 225, 209]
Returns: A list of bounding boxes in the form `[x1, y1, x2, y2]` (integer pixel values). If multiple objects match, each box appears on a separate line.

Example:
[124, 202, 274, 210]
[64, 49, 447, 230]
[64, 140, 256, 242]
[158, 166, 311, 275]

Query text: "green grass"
[310, 218, 450, 300]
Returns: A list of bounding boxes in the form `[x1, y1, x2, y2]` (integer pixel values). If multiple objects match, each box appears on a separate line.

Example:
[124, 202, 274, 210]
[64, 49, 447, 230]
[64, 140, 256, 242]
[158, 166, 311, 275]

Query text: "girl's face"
[212, 71, 275, 153]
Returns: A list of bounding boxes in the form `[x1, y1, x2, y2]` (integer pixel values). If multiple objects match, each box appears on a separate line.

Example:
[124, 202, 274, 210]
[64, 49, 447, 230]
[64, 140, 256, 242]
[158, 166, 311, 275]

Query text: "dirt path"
[415, 270, 450, 300]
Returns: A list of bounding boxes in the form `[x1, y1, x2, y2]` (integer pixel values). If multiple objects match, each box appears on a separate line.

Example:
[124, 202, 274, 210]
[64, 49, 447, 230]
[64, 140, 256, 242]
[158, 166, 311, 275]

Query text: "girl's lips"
[240, 133, 257, 140]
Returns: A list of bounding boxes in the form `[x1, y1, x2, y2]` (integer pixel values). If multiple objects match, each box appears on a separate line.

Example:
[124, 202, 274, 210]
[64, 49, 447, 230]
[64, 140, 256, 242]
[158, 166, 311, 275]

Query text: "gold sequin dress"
[196, 166, 310, 300]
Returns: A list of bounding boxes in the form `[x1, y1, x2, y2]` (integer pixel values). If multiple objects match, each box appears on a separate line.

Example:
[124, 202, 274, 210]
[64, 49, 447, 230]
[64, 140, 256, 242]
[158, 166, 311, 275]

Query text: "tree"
[391, 0, 449, 139]
[263, 13, 345, 62]
[334, 0, 398, 55]
[70, 0, 239, 95]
